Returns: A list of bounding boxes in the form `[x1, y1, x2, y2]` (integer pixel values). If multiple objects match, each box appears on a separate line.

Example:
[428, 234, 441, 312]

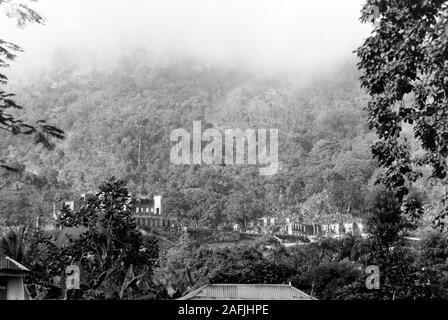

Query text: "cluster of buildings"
[286, 221, 364, 237]
[236, 216, 365, 238]
[35, 188, 368, 242]
[39, 192, 365, 241]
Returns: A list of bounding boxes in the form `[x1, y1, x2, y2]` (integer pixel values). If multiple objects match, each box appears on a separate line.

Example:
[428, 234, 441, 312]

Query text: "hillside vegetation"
[0, 55, 390, 228]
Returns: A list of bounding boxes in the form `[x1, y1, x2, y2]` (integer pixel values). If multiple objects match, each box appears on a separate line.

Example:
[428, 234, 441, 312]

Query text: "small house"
[0, 256, 30, 300]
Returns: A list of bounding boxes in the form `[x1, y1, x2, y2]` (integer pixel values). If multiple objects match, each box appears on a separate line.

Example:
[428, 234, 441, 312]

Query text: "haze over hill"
[1, 0, 372, 79]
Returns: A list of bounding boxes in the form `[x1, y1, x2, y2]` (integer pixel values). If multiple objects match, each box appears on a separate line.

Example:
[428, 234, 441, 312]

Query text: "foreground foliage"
[24, 178, 159, 300]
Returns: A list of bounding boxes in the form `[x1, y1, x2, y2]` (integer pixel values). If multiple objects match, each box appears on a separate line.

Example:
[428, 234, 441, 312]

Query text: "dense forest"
[1, 53, 380, 228]
[0, 52, 441, 231]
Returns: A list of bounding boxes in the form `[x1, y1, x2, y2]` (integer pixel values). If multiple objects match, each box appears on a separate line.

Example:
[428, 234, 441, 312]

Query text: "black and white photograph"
[1, 0, 448, 309]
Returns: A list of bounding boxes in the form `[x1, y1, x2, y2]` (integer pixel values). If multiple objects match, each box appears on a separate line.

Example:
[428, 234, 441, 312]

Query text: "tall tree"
[224, 192, 267, 230]
[357, 0, 448, 228]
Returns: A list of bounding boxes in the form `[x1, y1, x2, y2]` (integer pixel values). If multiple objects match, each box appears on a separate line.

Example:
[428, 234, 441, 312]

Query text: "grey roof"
[178, 284, 317, 300]
[0, 256, 30, 275]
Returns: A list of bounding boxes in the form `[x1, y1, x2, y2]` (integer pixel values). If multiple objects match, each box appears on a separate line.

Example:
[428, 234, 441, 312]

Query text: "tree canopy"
[358, 0, 448, 228]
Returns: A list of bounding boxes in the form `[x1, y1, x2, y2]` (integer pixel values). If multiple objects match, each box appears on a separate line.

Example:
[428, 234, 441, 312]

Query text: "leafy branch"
[0, 0, 64, 171]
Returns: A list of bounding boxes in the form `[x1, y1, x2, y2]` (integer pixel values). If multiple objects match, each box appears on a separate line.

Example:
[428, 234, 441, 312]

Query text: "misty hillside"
[1, 57, 379, 228]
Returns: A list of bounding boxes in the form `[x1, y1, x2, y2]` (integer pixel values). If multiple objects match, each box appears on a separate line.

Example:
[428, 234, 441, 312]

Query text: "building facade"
[45, 194, 175, 232]
[134, 195, 177, 230]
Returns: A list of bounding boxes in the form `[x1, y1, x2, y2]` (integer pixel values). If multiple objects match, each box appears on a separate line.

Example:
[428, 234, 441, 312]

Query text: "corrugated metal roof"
[0, 256, 30, 273]
[179, 284, 317, 300]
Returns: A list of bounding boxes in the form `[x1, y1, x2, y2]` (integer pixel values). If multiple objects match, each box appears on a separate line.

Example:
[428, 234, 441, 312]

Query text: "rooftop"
[0, 256, 30, 276]
[178, 284, 317, 300]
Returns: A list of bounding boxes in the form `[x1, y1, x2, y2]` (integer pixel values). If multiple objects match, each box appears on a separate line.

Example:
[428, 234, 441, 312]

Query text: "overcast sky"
[1, 0, 372, 76]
